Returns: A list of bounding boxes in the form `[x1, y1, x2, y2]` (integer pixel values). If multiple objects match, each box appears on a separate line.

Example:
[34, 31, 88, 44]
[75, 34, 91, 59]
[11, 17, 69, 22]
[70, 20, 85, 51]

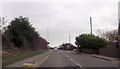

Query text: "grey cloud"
[1, 2, 118, 47]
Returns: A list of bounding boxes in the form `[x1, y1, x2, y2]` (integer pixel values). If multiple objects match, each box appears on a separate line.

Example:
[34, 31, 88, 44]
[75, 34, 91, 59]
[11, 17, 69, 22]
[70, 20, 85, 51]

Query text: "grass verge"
[2, 50, 48, 67]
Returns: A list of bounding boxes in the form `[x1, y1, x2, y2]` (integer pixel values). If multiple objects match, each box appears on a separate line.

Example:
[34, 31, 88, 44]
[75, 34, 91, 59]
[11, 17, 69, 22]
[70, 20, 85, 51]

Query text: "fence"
[99, 48, 119, 58]
[81, 48, 99, 54]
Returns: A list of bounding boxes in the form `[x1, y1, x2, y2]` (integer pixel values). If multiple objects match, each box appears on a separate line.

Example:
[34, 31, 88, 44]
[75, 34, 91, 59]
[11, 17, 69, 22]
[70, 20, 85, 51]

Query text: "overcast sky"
[0, 0, 119, 47]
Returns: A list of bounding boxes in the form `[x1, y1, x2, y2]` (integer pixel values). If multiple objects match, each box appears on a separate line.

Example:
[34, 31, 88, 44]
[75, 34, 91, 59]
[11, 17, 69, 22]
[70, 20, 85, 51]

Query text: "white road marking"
[70, 57, 83, 68]
[35, 61, 38, 64]
[76, 63, 82, 67]
[66, 55, 69, 58]
[59, 50, 84, 69]
[70, 58, 74, 61]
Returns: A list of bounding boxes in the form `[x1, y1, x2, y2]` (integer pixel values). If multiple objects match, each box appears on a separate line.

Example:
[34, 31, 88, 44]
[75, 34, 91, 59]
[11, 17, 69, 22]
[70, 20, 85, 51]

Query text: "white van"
[54, 47, 58, 51]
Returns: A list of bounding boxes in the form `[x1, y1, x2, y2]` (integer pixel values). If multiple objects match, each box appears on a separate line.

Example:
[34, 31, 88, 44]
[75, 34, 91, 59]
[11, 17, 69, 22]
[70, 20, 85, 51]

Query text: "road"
[37, 50, 119, 69]
[4, 50, 119, 69]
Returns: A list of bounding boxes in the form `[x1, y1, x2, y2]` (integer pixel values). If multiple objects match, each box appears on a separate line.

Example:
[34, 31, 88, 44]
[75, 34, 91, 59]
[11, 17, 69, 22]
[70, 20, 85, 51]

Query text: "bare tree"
[97, 29, 118, 48]
[0, 17, 7, 34]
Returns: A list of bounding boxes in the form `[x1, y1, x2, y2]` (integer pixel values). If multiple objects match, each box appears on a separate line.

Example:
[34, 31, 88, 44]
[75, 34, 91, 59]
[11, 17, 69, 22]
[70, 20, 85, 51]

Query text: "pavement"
[92, 54, 120, 63]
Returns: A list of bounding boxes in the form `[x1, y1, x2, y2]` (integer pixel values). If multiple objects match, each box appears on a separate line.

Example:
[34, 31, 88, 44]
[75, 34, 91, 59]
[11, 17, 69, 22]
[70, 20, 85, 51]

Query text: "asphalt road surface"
[38, 50, 119, 69]
[4, 50, 119, 69]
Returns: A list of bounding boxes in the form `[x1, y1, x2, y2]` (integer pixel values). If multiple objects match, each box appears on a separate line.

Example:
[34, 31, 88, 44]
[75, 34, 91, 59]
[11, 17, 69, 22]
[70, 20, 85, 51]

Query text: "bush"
[75, 34, 107, 49]
[2, 16, 48, 50]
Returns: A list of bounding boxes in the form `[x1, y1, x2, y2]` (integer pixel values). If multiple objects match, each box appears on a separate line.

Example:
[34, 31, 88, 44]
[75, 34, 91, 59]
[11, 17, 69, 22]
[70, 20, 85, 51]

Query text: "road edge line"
[26, 50, 53, 68]
[34, 50, 53, 67]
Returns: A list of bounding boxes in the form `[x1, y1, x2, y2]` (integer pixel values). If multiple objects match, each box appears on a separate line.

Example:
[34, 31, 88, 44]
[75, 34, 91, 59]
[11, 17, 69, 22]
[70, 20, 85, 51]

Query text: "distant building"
[60, 43, 77, 50]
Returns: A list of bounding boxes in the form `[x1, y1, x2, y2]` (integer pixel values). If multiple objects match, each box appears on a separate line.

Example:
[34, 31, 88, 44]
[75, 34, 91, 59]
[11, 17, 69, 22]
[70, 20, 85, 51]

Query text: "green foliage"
[3, 16, 39, 49]
[2, 16, 48, 52]
[2, 50, 48, 67]
[7, 16, 35, 48]
[75, 34, 107, 49]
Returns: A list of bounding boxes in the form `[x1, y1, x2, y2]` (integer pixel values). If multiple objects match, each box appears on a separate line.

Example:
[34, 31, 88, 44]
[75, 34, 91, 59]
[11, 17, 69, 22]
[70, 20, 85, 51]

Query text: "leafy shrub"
[2, 16, 48, 50]
[75, 34, 107, 49]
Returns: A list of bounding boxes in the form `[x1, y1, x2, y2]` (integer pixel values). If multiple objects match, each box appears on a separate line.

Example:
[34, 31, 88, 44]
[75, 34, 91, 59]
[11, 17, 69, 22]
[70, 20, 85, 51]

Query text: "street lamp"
[118, 2, 120, 59]
[47, 27, 49, 42]
[118, 19, 120, 48]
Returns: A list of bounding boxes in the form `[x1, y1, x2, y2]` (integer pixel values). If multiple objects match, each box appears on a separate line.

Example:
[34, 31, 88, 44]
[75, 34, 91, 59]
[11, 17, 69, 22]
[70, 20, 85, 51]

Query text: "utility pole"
[69, 35, 70, 43]
[90, 17, 92, 35]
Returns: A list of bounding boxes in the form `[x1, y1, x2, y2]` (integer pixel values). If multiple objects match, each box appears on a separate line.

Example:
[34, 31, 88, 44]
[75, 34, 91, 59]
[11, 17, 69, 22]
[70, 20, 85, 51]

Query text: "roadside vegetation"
[2, 50, 48, 67]
[74, 28, 118, 54]
[97, 29, 118, 48]
[1, 16, 48, 66]
[2, 16, 48, 52]
[75, 34, 107, 52]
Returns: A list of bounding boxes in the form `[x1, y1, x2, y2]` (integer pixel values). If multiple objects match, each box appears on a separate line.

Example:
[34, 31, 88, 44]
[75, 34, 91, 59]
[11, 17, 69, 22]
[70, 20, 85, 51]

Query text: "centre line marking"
[59, 50, 84, 69]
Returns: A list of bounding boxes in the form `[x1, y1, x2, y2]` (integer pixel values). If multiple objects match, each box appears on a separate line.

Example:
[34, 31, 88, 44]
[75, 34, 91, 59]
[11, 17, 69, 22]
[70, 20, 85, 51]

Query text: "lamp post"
[118, 17, 120, 60]
[47, 27, 49, 42]
[118, 2, 120, 60]
[118, 19, 120, 48]
[118, 2, 120, 48]
[47, 27, 50, 49]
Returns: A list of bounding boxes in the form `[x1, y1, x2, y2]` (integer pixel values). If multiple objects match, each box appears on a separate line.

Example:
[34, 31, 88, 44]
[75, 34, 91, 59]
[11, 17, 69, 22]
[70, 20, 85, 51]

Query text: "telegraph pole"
[90, 17, 92, 35]
[69, 35, 70, 43]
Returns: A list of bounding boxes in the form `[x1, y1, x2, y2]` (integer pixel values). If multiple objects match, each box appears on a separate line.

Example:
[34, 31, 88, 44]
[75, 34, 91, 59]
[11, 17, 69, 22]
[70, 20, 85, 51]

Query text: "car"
[73, 49, 77, 51]
[54, 47, 58, 51]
